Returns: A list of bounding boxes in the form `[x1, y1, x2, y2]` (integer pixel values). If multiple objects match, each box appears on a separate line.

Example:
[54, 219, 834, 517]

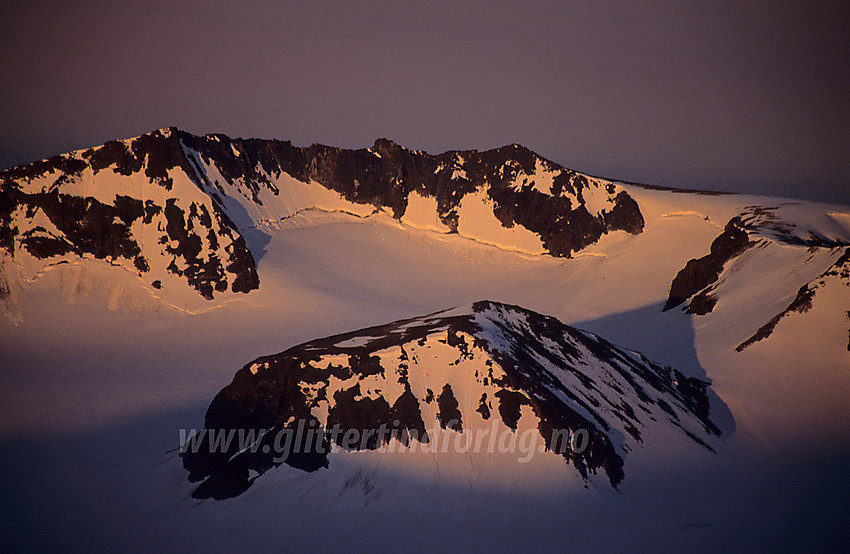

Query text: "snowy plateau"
[1, 128, 848, 551]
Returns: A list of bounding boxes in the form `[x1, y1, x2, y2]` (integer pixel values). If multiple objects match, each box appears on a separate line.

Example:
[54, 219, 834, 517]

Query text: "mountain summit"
[182, 301, 723, 499]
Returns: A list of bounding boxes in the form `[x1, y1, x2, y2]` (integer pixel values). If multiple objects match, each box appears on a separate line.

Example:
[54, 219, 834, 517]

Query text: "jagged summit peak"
[371, 137, 402, 150]
[369, 137, 415, 159]
[367, 137, 543, 163]
[155, 126, 178, 136]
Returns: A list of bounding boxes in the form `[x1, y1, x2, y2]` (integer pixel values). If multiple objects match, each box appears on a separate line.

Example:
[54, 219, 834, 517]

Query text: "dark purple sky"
[2, 1, 848, 204]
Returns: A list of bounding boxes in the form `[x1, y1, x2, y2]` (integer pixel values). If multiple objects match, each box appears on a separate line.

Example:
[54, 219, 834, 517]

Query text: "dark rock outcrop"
[663, 217, 754, 313]
[3, 188, 148, 271]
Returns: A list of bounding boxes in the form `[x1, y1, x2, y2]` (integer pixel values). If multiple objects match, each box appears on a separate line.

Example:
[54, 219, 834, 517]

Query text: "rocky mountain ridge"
[182, 301, 723, 499]
[0, 128, 644, 300]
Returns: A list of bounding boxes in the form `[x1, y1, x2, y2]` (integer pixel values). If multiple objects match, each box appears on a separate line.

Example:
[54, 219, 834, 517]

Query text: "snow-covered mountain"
[1, 128, 848, 550]
[183, 301, 722, 499]
[3, 128, 846, 352]
[659, 202, 849, 353]
[0, 127, 642, 306]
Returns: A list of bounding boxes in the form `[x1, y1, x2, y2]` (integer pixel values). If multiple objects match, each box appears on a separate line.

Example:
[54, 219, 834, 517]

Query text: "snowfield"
[1, 130, 848, 551]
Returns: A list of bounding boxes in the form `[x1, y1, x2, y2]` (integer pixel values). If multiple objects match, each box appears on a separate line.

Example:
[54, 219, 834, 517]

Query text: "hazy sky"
[1, 1, 848, 204]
